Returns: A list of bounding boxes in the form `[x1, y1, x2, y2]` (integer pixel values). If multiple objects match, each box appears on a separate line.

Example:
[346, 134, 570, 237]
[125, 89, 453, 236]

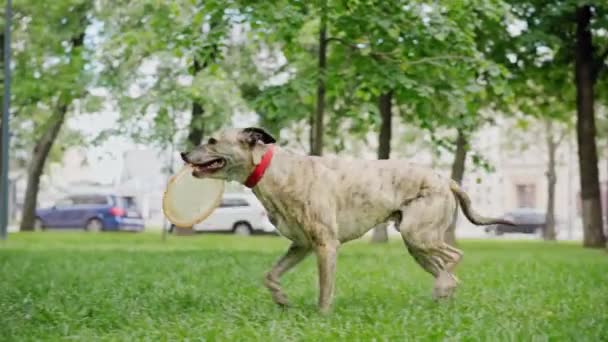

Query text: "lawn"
[0, 233, 607, 341]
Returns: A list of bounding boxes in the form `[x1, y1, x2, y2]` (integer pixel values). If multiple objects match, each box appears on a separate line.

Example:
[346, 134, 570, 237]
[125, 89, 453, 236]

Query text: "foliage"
[96, 0, 246, 148]
[10, 1, 90, 106]
[235, 0, 513, 160]
[1, 0, 96, 170]
[5, 0, 604, 160]
[500, 1, 608, 111]
[1, 233, 607, 340]
[500, 1, 608, 247]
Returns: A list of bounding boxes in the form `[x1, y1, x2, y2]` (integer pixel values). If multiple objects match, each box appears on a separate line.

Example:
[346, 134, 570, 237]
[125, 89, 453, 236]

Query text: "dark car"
[485, 208, 545, 235]
[35, 194, 145, 232]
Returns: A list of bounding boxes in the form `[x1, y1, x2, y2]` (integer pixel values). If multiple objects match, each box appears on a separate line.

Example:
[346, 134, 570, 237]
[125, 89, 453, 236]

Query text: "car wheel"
[34, 218, 45, 232]
[85, 218, 104, 232]
[233, 222, 252, 236]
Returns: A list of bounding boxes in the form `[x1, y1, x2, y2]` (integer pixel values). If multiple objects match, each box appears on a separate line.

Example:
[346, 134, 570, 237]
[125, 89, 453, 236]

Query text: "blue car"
[35, 194, 145, 232]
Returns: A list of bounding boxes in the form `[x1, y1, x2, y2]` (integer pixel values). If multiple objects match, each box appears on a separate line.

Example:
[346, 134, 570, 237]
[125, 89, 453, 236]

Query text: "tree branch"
[556, 127, 569, 147]
[324, 37, 353, 47]
[324, 37, 397, 61]
[324, 37, 478, 68]
[405, 55, 476, 67]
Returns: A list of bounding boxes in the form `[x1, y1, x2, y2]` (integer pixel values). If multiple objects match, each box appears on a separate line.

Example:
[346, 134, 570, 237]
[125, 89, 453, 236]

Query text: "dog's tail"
[450, 180, 515, 226]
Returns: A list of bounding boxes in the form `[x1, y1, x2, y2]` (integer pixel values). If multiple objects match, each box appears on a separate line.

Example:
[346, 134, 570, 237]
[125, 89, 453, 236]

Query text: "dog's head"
[180, 127, 276, 183]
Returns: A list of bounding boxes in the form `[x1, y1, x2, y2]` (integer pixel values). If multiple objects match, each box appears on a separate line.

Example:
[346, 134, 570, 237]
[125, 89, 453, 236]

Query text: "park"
[1, 1, 607, 341]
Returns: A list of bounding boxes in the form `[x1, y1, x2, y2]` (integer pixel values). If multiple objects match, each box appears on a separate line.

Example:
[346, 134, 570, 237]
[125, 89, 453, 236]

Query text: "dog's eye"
[208, 138, 217, 145]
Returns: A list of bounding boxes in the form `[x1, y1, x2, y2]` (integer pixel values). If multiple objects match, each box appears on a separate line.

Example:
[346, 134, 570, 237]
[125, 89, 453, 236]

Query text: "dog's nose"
[180, 152, 189, 163]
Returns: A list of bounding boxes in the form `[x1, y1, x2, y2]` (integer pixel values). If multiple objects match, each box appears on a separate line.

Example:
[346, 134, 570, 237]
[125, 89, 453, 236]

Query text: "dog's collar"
[245, 145, 275, 188]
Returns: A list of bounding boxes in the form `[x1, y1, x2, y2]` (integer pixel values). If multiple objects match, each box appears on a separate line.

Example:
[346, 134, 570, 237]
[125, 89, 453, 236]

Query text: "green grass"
[1, 233, 607, 341]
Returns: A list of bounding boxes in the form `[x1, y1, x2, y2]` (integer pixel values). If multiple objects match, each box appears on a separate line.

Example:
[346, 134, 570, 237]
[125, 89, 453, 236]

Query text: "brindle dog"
[181, 127, 513, 313]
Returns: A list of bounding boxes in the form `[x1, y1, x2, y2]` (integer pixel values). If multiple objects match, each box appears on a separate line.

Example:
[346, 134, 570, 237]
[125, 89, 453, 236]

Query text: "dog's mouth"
[191, 157, 226, 175]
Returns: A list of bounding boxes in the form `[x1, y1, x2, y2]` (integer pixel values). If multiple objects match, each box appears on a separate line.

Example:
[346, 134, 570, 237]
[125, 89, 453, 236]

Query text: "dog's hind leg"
[398, 194, 463, 299]
[264, 243, 311, 307]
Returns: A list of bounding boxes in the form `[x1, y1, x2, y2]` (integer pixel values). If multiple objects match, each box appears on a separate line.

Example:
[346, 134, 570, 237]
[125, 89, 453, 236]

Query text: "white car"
[170, 193, 276, 235]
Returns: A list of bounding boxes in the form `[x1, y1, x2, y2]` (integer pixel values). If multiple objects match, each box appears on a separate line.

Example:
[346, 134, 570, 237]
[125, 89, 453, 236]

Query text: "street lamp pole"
[1, 0, 13, 240]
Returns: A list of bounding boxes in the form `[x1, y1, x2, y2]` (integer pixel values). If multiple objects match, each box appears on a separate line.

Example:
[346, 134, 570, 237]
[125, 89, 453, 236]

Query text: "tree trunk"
[575, 6, 606, 248]
[371, 91, 393, 243]
[445, 129, 468, 246]
[187, 59, 205, 147]
[377, 91, 392, 160]
[544, 120, 558, 241]
[309, 110, 315, 155]
[180, 33, 220, 233]
[179, 72, 204, 236]
[180, 58, 204, 235]
[20, 105, 68, 231]
[20, 27, 85, 231]
[187, 14, 220, 148]
[311, 5, 327, 156]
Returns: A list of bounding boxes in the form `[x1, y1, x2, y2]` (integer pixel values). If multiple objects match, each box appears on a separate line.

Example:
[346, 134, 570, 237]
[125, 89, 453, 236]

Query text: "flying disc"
[162, 164, 225, 228]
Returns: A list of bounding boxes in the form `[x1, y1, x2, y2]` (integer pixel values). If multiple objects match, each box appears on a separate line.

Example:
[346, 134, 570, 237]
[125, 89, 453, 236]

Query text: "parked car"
[485, 207, 545, 235]
[35, 194, 145, 232]
[170, 193, 276, 235]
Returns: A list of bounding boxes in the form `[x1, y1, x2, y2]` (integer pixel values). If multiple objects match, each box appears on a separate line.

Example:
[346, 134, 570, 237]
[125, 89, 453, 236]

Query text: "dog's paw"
[272, 291, 290, 307]
[432, 272, 458, 300]
[432, 286, 456, 300]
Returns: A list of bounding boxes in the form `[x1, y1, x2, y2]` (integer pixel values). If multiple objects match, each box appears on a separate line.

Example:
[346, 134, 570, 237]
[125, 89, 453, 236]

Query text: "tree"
[311, 1, 509, 242]
[504, 1, 608, 248]
[97, 0, 238, 150]
[444, 128, 468, 245]
[186, 21, 221, 148]
[426, 107, 499, 247]
[8, 1, 92, 231]
[502, 112, 572, 241]
[186, 9, 223, 148]
[542, 119, 571, 241]
[312, 0, 327, 156]
[240, 0, 335, 155]
[574, 5, 606, 247]
[370, 91, 392, 243]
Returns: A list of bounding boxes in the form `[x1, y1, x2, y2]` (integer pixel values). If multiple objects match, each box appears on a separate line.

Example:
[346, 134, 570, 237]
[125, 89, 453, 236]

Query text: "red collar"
[245, 145, 275, 188]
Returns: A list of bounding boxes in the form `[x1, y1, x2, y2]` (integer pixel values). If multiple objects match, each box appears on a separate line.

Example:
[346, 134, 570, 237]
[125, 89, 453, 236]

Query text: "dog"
[181, 127, 513, 313]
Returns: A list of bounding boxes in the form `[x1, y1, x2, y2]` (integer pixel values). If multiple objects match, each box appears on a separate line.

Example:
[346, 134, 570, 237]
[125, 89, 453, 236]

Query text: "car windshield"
[75, 195, 109, 205]
[115, 196, 139, 210]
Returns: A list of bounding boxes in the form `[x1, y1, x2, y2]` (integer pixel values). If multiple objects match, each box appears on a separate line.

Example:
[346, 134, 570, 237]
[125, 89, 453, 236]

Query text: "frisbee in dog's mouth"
[192, 158, 226, 174]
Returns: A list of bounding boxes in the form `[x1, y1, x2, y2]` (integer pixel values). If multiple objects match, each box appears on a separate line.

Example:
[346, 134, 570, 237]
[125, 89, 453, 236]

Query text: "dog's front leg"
[264, 243, 310, 307]
[315, 241, 339, 314]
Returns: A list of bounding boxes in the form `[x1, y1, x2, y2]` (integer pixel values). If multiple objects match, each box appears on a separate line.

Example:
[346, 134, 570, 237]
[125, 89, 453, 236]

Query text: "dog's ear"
[241, 127, 276, 146]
